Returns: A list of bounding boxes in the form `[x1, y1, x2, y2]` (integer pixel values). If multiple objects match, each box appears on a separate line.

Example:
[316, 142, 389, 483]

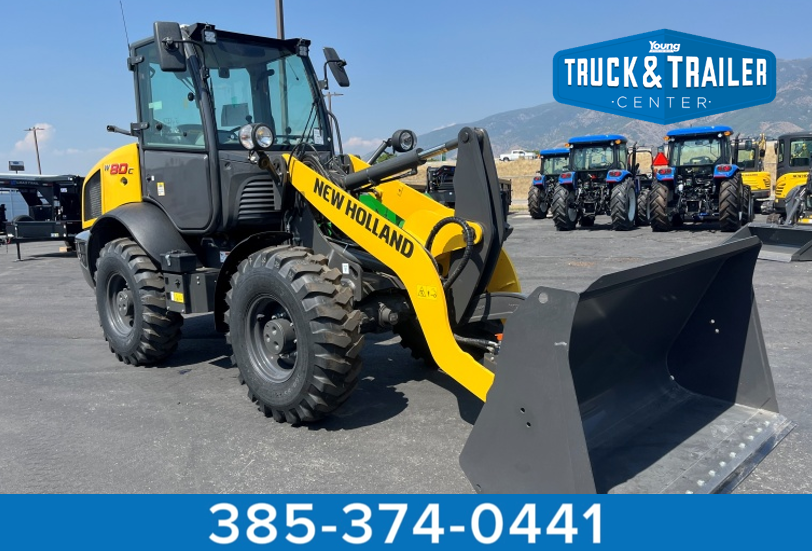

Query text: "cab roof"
[567, 135, 627, 145]
[667, 126, 733, 138]
[539, 148, 569, 156]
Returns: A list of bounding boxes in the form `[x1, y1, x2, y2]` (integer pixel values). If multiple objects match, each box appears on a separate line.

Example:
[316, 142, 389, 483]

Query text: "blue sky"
[1, 0, 810, 175]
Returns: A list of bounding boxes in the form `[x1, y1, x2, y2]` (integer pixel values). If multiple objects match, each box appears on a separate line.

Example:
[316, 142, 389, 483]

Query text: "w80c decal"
[105, 163, 135, 175]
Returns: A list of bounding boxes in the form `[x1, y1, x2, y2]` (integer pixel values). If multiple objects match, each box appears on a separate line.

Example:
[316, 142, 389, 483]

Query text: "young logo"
[552, 29, 776, 124]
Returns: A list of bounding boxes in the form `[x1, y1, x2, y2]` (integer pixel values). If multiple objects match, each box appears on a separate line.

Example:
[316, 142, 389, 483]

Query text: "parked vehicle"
[499, 149, 535, 162]
[528, 148, 568, 219]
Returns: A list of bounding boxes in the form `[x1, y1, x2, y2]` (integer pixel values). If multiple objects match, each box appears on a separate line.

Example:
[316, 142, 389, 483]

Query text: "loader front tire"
[649, 182, 673, 232]
[719, 175, 745, 232]
[226, 246, 363, 424]
[610, 178, 636, 231]
[552, 185, 578, 231]
[95, 237, 183, 365]
[528, 185, 548, 219]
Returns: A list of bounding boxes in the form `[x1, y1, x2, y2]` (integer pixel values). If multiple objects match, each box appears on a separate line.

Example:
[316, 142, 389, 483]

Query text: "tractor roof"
[666, 126, 733, 138]
[567, 135, 627, 145]
[776, 132, 812, 140]
[539, 148, 569, 156]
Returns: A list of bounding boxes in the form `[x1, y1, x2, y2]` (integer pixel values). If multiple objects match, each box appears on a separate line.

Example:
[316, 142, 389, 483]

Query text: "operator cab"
[664, 126, 734, 182]
[123, 22, 347, 235]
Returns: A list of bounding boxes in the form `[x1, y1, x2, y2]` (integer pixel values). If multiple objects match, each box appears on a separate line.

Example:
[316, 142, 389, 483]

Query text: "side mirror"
[153, 22, 187, 72]
[323, 47, 350, 88]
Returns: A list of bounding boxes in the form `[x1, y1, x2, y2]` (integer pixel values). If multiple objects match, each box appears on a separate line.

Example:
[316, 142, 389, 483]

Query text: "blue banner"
[0, 494, 807, 549]
[552, 29, 776, 124]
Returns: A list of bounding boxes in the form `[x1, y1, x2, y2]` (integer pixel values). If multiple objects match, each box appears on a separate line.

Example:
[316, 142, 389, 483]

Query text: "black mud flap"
[730, 223, 812, 262]
[460, 236, 794, 494]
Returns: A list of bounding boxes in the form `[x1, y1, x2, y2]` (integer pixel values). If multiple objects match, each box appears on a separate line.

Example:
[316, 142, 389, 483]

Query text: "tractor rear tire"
[95, 237, 183, 365]
[649, 182, 673, 232]
[552, 185, 578, 231]
[528, 185, 548, 219]
[226, 246, 364, 424]
[719, 175, 745, 232]
[610, 178, 636, 231]
[636, 188, 650, 226]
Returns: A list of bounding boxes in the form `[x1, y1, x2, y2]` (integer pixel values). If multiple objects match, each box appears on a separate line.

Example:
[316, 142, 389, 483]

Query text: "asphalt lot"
[1, 214, 810, 494]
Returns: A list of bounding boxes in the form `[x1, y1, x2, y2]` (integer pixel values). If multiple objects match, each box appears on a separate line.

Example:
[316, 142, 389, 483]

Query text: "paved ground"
[0, 214, 810, 494]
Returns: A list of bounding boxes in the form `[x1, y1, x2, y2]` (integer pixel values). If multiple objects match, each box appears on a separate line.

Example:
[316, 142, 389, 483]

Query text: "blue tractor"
[649, 126, 753, 232]
[551, 135, 640, 231]
[528, 148, 568, 219]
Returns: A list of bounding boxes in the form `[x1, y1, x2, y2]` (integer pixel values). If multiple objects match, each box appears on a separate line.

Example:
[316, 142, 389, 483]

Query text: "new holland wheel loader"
[76, 21, 792, 493]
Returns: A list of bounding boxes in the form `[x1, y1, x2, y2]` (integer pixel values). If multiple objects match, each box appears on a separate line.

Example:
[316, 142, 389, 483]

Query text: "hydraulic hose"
[424, 216, 475, 290]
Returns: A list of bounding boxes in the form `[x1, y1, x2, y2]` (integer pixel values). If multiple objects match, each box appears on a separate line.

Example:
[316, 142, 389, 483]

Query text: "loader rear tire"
[610, 178, 636, 231]
[649, 182, 673, 232]
[636, 188, 650, 226]
[719, 175, 744, 232]
[95, 237, 183, 366]
[552, 186, 578, 231]
[226, 246, 364, 424]
[528, 185, 548, 219]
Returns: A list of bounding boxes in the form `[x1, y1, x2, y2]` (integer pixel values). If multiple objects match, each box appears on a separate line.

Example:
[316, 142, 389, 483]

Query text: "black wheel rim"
[106, 273, 134, 338]
[245, 295, 298, 383]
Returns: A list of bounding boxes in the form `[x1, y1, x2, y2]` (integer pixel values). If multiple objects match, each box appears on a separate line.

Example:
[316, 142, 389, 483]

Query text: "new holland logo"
[552, 29, 776, 124]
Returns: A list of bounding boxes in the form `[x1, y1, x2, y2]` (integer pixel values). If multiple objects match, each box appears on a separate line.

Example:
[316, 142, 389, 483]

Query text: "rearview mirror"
[323, 47, 350, 88]
[153, 21, 187, 72]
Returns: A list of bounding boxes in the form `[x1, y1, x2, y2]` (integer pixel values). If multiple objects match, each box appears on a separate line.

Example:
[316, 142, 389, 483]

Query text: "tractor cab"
[734, 134, 771, 210]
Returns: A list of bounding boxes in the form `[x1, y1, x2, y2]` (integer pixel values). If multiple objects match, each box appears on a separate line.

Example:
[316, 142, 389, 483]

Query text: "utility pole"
[276, 0, 284, 39]
[325, 92, 344, 112]
[25, 126, 44, 174]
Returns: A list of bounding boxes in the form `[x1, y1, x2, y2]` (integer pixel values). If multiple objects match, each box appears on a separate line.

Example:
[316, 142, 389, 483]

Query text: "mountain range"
[416, 56, 812, 155]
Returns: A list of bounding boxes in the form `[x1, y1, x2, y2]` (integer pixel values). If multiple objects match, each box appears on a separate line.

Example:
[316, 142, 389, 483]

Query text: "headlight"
[254, 124, 274, 149]
[391, 129, 416, 153]
[239, 124, 254, 150]
[238, 123, 275, 151]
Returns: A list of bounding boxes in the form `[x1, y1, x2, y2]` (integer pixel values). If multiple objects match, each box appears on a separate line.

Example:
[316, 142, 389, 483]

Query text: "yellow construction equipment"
[75, 21, 792, 493]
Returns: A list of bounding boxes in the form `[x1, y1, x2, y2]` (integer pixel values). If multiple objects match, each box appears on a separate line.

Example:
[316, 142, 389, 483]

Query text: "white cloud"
[343, 136, 384, 154]
[431, 122, 458, 131]
[13, 123, 56, 153]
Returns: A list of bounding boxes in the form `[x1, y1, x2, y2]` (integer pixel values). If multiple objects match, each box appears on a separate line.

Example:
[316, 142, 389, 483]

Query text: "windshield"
[737, 148, 757, 169]
[671, 137, 722, 166]
[203, 38, 328, 150]
[571, 146, 614, 171]
[541, 156, 568, 175]
[788, 139, 812, 168]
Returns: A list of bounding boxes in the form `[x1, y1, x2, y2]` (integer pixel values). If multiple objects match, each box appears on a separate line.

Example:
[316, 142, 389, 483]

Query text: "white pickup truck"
[499, 149, 536, 161]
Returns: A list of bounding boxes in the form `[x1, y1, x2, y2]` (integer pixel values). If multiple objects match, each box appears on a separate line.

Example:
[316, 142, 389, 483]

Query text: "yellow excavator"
[75, 21, 792, 493]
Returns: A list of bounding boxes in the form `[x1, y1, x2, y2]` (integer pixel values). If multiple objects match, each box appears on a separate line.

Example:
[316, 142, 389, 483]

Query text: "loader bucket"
[730, 223, 812, 262]
[460, 236, 794, 494]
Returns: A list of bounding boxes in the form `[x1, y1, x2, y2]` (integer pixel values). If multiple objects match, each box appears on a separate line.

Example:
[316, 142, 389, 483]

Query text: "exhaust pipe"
[460, 236, 793, 493]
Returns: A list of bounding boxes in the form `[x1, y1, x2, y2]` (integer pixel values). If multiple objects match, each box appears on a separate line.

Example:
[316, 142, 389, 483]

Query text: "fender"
[606, 169, 631, 184]
[532, 174, 546, 187]
[714, 164, 739, 179]
[655, 167, 676, 182]
[213, 231, 291, 332]
[82, 202, 193, 285]
[559, 171, 575, 186]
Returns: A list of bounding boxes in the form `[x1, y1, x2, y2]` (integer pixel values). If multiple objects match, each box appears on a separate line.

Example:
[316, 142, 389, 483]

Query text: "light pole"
[325, 92, 344, 112]
[25, 126, 44, 174]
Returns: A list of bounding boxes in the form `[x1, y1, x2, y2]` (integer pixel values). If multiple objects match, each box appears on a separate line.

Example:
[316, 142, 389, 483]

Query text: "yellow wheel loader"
[735, 134, 771, 213]
[734, 133, 812, 261]
[76, 21, 792, 493]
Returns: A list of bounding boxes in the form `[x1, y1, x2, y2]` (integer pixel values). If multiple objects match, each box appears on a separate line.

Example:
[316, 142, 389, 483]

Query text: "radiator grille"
[83, 171, 102, 221]
[238, 180, 277, 221]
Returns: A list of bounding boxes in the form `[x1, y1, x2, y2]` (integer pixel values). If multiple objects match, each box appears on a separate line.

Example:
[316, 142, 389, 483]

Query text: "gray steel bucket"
[730, 223, 812, 262]
[460, 236, 793, 493]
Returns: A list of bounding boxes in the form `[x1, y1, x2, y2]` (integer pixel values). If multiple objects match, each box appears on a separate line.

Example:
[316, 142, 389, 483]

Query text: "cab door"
[133, 41, 214, 232]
